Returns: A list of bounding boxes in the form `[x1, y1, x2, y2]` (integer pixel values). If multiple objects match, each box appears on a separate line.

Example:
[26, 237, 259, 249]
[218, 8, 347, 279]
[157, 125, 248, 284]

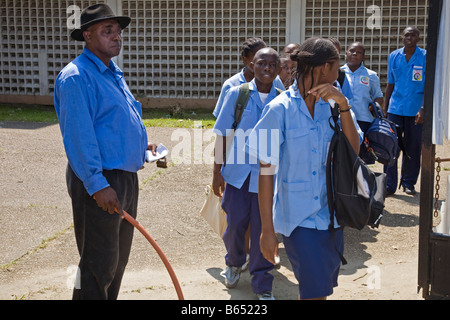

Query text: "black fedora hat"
[71, 4, 131, 41]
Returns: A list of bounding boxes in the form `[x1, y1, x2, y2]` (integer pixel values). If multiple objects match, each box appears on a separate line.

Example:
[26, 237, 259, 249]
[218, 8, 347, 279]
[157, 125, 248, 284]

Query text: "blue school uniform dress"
[247, 84, 363, 299]
[213, 79, 282, 295]
[213, 68, 285, 118]
[341, 63, 384, 127]
[385, 46, 426, 193]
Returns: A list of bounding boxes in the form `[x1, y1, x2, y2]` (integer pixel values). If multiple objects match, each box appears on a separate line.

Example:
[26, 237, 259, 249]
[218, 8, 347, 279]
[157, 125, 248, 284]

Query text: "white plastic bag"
[200, 185, 227, 237]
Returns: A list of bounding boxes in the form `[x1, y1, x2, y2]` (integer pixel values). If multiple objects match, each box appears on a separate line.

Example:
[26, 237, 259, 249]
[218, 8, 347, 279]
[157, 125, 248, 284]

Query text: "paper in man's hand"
[146, 143, 169, 162]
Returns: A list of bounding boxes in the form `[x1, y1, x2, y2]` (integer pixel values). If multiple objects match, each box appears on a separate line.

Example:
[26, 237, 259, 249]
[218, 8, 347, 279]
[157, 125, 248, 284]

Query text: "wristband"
[338, 105, 352, 113]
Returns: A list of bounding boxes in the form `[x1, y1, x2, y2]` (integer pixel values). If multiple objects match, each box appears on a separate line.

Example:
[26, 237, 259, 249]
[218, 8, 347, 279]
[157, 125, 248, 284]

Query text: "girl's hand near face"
[308, 83, 360, 153]
[308, 83, 349, 109]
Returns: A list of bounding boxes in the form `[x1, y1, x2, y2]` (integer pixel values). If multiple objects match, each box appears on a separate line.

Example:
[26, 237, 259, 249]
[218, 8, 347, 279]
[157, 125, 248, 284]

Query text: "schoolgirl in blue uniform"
[341, 42, 384, 162]
[342, 42, 384, 132]
[247, 38, 363, 300]
[212, 48, 282, 300]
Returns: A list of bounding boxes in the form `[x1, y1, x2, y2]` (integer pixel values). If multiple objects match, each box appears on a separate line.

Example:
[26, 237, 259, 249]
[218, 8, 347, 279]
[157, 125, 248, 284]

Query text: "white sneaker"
[241, 254, 250, 271]
[274, 255, 281, 269]
[256, 291, 275, 300]
[220, 266, 242, 288]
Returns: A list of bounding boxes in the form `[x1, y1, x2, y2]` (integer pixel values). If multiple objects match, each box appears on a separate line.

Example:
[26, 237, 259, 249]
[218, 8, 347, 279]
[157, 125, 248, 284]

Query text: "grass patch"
[0, 104, 58, 123]
[142, 106, 216, 129]
[0, 104, 216, 128]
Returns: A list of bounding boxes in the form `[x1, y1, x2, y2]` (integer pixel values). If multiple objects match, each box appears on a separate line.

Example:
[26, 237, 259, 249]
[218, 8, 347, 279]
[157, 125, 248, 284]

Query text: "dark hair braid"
[290, 38, 340, 96]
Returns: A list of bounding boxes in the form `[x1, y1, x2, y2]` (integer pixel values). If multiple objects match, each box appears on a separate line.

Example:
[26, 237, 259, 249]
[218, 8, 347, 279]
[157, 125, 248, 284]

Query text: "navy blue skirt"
[282, 226, 344, 299]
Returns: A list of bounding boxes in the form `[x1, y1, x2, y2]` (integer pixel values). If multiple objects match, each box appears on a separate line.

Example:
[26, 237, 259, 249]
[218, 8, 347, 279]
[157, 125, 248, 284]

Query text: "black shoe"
[385, 189, 395, 197]
[403, 186, 416, 195]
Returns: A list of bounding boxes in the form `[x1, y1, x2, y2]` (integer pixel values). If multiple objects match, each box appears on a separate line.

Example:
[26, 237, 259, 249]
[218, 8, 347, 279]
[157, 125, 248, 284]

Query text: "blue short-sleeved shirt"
[387, 46, 427, 116]
[336, 73, 354, 102]
[212, 69, 247, 118]
[342, 64, 384, 122]
[54, 48, 148, 196]
[213, 79, 282, 193]
[247, 84, 363, 236]
[213, 69, 286, 118]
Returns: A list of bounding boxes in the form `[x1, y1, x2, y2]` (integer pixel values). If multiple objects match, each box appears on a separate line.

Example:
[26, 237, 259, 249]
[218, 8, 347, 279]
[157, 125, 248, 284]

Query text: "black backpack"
[326, 103, 386, 232]
[337, 69, 346, 88]
[363, 102, 404, 167]
[224, 83, 283, 165]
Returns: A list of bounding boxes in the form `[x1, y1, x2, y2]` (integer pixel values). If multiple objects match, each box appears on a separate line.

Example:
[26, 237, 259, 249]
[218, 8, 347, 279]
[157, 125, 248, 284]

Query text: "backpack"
[232, 83, 284, 130]
[337, 69, 346, 88]
[225, 83, 283, 164]
[232, 83, 252, 130]
[363, 102, 405, 167]
[326, 102, 386, 237]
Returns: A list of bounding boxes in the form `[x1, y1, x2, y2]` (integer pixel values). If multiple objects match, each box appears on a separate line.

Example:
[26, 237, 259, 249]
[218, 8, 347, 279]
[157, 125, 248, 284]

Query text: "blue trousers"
[221, 176, 274, 294]
[384, 113, 423, 192]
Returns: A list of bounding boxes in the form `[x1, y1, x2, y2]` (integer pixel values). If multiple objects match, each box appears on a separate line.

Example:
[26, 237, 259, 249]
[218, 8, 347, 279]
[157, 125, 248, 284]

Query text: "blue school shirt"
[213, 79, 282, 193]
[387, 46, 427, 116]
[212, 69, 247, 118]
[335, 73, 354, 102]
[213, 69, 286, 118]
[54, 47, 148, 196]
[342, 64, 384, 123]
[247, 84, 363, 236]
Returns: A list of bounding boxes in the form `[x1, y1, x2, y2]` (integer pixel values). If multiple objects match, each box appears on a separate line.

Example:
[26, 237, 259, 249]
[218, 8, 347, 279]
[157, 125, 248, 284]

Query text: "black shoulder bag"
[326, 102, 387, 264]
[326, 103, 386, 231]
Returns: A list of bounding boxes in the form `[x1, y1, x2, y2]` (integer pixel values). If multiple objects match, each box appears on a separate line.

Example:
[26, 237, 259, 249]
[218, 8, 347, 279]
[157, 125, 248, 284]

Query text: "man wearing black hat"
[54, 4, 157, 299]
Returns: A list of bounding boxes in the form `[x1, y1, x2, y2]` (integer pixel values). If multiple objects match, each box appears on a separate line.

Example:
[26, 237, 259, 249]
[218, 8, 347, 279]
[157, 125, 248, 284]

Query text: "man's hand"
[415, 107, 424, 125]
[147, 143, 158, 156]
[93, 186, 123, 217]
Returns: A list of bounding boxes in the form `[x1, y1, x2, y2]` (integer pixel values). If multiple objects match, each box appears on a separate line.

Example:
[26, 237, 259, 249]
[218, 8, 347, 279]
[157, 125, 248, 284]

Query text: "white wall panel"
[120, 0, 287, 99]
[0, 0, 429, 105]
[304, 0, 429, 87]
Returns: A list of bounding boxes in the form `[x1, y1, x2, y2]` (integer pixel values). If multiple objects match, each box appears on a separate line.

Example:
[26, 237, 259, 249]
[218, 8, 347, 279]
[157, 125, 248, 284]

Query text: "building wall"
[120, 0, 288, 108]
[303, 0, 429, 89]
[0, 0, 429, 108]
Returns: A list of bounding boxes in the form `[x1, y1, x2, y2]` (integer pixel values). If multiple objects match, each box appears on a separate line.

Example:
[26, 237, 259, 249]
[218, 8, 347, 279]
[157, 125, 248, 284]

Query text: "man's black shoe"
[403, 186, 416, 195]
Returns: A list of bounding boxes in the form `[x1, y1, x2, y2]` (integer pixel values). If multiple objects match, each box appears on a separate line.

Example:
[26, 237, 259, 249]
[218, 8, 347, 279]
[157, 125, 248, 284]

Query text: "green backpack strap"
[232, 83, 251, 130]
[232, 83, 283, 130]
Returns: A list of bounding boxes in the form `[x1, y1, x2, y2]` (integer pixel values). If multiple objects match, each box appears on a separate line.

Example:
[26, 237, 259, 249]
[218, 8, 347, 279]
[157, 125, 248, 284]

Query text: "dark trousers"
[66, 165, 138, 300]
[221, 175, 274, 294]
[384, 113, 423, 192]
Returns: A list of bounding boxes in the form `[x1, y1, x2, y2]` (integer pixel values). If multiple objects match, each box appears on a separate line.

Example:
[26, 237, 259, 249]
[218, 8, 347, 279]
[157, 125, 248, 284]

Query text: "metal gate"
[418, 0, 450, 300]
